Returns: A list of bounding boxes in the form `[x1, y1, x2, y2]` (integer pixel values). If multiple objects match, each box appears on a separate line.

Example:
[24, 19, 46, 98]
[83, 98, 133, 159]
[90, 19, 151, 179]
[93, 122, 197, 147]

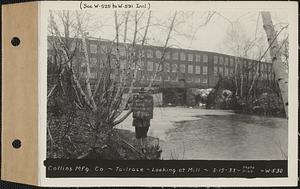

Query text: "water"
[117, 107, 288, 160]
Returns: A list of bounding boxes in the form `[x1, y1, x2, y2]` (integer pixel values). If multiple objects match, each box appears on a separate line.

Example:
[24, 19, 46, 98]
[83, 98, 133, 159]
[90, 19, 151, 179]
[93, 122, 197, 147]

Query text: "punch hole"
[12, 139, 21, 149]
[11, 37, 21, 46]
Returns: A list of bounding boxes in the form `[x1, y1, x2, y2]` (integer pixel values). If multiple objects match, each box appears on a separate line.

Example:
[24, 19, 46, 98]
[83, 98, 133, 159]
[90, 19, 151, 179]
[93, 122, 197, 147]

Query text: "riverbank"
[112, 129, 162, 160]
[48, 107, 287, 160]
[47, 113, 161, 159]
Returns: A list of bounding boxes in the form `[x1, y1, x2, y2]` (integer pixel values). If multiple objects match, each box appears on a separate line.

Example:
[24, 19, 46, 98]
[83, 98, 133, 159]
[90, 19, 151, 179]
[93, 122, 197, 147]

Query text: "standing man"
[132, 88, 154, 153]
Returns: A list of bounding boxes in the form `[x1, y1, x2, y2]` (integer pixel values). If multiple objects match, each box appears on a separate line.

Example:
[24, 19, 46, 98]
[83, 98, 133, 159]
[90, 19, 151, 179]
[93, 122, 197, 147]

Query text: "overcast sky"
[50, 10, 288, 60]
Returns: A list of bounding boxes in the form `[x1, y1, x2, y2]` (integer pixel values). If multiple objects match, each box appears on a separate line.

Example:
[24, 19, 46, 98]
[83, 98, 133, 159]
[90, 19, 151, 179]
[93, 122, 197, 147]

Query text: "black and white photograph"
[42, 1, 297, 185]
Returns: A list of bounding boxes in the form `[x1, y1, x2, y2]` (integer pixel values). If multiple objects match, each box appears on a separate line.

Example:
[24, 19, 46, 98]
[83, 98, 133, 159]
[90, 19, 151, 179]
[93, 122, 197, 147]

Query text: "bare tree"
[221, 19, 266, 99]
[261, 12, 288, 118]
[47, 10, 185, 159]
[148, 11, 177, 88]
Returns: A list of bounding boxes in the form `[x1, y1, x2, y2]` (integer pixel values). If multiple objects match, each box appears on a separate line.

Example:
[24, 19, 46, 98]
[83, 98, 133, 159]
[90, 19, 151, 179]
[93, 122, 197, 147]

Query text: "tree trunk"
[261, 12, 288, 118]
[76, 12, 97, 111]
[148, 11, 177, 89]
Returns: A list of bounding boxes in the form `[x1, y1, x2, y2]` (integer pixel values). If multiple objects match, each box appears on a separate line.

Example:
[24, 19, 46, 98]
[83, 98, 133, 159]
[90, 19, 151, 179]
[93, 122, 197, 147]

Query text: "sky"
[50, 10, 289, 61]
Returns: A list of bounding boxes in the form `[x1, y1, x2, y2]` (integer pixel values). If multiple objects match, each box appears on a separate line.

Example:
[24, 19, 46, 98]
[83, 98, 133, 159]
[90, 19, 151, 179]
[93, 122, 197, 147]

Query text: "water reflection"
[161, 114, 288, 160]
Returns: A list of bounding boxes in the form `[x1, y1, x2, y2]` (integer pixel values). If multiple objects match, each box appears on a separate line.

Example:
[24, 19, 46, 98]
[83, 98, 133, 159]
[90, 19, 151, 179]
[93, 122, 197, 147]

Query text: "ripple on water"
[161, 114, 288, 160]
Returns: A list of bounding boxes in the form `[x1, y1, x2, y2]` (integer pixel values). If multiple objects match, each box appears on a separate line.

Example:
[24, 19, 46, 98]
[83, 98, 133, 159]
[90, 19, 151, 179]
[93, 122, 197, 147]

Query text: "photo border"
[38, 1, 298, 187]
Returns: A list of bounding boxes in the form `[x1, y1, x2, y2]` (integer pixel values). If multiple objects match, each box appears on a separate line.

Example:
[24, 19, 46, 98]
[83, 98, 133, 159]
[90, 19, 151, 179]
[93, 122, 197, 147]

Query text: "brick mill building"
[48, 36, 274, 106]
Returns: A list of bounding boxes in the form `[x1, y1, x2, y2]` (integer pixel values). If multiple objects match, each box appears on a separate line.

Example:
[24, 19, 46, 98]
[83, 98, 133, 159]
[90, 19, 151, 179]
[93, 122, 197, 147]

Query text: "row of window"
[90, 45, 271, 73]
[145, 61, 208, 75]
[213, 64, 273, 74]
[48, 55, 272, 80]
[82, 57, 209, 75]
[48, 54, 273, 78]
[145, 49, 209, 63]
[213, 66, 274, 79]
[84, 70, 209, 84]
[48, 38, 205, 63]
[88, 43, 211, 63]
[86, 68, 272, 82]
[213, 55, 272, 71]
[141, 75, 208, 84]
[49, 43, 272, 73]
[214, 67, 231, 77]
[213, 56, 234, 67]
[48, 40, 272, 71]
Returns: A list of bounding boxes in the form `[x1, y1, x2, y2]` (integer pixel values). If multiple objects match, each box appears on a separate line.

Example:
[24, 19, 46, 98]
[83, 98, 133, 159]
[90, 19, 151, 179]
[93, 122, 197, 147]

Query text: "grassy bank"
[47, 112, 162, 160]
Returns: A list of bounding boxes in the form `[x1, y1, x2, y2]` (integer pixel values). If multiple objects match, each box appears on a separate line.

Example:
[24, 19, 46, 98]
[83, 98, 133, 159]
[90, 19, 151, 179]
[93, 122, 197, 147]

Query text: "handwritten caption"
[44, 160, 287, 178]
[46, 164, 285, 177]
[80, 2, 151, 10]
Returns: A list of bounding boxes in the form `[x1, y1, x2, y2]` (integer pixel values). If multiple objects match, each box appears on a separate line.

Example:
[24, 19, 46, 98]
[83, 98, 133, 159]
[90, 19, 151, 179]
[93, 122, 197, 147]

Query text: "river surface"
[117, 107, 288, 160]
